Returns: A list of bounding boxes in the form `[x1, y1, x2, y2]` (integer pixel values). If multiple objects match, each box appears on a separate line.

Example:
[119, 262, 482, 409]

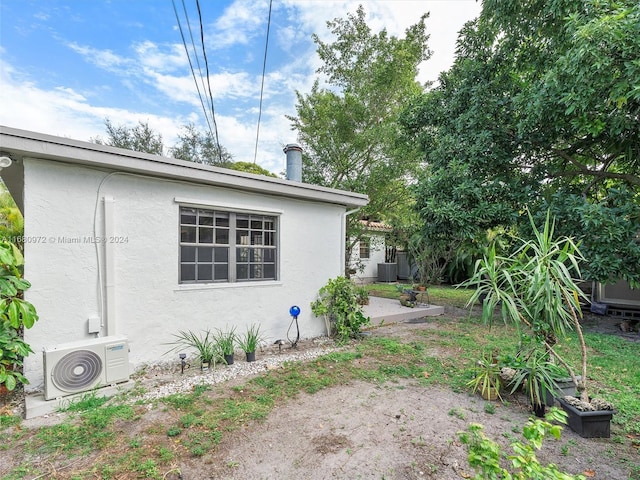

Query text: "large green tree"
[287, 5, 430, 271]
[92, 119, 164, 155]
[170, 123, 233, 166]
[403, 0, 640, 285]
[90, 120, 279, 176]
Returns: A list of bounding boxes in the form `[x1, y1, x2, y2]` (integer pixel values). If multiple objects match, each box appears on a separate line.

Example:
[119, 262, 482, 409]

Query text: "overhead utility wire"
[171, 0, 215, 141]
[196, 0, 223, 164]
[180, 0, 216, 137]
[253, 0, 273, 164]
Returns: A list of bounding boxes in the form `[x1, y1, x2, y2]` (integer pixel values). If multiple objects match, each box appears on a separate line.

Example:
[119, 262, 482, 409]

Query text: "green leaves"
[289, 6, 429, 265]
[460, 410, 585, 480]
[0, 241, 39, 391]
[311, 276, 370, 343]
[403, 0, 640, 286]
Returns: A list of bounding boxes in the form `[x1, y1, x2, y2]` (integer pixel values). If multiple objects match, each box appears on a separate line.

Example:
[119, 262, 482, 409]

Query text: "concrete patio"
[362, 295, 444, 325]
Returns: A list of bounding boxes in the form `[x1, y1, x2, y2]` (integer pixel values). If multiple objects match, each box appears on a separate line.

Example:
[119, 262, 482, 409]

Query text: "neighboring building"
[0, 126, 368, 397]
[349, 221, 393, 284]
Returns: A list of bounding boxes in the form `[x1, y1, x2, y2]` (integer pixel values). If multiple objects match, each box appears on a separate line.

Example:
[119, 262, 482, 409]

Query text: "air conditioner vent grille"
[44, 336, 130, 400]
[52, 349, 103, 392]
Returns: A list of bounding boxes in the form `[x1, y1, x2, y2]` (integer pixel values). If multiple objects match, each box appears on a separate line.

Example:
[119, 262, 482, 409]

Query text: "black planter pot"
[533, 402, 546, 418]
[557, 397, 615, 438]
[545, 377, 580, 406]
[246, 351, 256, 362]
[224, 353, 234, 365]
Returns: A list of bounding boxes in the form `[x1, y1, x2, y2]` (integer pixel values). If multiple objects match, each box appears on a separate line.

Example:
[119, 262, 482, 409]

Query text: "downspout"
[103, 196, 116, 336]
[341, 207, 361, 275]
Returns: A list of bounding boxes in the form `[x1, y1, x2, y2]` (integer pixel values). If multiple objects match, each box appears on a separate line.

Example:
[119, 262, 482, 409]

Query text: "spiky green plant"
[462, 209, 591, 402]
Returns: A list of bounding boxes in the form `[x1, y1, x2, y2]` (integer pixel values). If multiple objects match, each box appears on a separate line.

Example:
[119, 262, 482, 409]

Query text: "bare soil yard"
[188, 319, 638, 480]
[1, 308, 638, 479]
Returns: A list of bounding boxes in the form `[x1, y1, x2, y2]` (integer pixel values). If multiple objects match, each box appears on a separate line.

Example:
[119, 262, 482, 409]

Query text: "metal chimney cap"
[283, 143, 302, 153]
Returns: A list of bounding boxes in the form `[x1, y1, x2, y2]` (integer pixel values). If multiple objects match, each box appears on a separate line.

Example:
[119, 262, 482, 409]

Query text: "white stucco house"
[349, 221, 393, 284]
[0, 126, 368, 405]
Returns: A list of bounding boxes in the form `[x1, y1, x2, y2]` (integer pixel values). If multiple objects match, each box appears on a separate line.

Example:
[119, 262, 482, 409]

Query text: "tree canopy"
[402, 0, 640, 285]
[170, 123, 233, 166]
[287, 5, 430, 269]
[90, 120, 282, 177]
[92, 119, 164, 156]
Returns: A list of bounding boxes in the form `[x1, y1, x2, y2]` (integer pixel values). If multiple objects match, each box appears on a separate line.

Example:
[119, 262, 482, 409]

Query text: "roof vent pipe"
[284, 143, 302, 182]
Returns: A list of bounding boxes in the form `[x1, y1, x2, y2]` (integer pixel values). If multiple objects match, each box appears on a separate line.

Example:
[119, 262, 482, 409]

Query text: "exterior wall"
[22, 158, 346, 390]
[350, 233, 386, 284]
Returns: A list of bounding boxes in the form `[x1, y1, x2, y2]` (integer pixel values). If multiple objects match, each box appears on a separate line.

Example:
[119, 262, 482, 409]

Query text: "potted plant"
[395, 284, 416, 307]
[507, 347, 561, 417]
[165, 328, 217, 370]
[215, 326, 237, 365]
[355, 285, 370, 306]
[0, 241, 39, 392]
[466, 351, 502, 401]
[238, 323, 264, 362]
[462, 210, 615, 436]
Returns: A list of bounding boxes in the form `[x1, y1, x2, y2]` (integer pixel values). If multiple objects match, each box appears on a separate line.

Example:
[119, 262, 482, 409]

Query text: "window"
[359, 237, 370, 260]
[179, 206, 278, 283]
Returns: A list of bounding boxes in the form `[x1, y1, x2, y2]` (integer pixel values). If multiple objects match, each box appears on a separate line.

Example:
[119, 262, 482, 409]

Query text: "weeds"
[1, 301, 638, 478]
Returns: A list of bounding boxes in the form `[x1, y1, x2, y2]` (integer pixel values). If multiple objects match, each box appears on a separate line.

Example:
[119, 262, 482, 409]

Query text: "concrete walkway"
[362, 295, 444, 325]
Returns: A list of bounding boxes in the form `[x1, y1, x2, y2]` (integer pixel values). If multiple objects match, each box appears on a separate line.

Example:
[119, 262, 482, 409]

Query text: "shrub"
[311, 276, 370, 343]
[459, 408, 586, 479]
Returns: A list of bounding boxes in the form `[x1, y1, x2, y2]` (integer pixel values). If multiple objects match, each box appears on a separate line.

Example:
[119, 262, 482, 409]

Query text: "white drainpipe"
[341, 207, 361, 274]
[103, 196, 116, 336]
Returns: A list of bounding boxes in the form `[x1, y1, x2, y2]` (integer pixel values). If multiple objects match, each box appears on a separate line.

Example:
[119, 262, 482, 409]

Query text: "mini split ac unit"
[43, 335, 130, 400]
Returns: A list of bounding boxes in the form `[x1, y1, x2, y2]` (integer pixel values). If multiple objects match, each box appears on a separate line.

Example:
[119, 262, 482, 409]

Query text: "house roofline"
[0, 126, 369, 208]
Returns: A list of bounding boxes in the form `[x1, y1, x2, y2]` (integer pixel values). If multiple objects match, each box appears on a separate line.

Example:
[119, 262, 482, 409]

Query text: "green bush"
[0, 241, 39, 391]
[311, 276, 370, 343]
[459, 408, 586, 479]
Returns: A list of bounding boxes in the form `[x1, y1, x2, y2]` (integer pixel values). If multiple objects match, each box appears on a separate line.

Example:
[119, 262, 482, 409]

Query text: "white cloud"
[1, 0, 481, 176]
[66, 42, 131, 71]
[134, 41, 187, 72]
[207, 0, 269, 49]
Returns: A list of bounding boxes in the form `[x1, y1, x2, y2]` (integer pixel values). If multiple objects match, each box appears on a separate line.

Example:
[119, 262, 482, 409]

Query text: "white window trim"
[174, 197, 284, 215]
[177, 202, 281, 286]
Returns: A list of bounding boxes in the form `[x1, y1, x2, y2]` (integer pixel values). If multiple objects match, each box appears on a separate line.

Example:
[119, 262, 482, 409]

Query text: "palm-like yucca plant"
[165, 329, 217, 366]
[462, 210, 591, 403]
[238, 323, 264, 354]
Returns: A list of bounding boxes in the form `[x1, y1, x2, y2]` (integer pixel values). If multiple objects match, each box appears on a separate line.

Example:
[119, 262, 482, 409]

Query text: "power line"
[195, 0, 223, 164]
[179, 0, 215, 134]
[171, 0, 214, 141]
[253, 0, 273, 164]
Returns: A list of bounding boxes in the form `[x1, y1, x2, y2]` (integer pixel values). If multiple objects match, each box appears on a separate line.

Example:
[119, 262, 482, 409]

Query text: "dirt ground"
[180, 313, 639, 480]
[2, 309, 639, 480]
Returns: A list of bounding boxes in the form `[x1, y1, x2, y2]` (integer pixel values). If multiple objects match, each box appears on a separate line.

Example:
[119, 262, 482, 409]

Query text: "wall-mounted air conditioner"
[43, 335, 130, 400]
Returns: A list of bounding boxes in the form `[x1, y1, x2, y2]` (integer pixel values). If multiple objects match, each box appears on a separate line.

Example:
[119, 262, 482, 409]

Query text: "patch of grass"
[0, 414, 21, 429]
[182, 430, 222, 456]
[157, 445, 174, 462]
[3, 305, 638, 478]
[133, 458, 160, 479]
[180, 413, 203, 428]
[365, 283, 474, 308]
[60, 390, 111, 412]
[162, 392, 201, 410]
[448, 408, 466, 420]
[82, 404, 137, 429]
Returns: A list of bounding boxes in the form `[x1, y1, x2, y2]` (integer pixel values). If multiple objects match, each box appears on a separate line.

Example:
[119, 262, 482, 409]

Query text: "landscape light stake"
[179, 353, 189, 374]
[288, 305, 301, 348]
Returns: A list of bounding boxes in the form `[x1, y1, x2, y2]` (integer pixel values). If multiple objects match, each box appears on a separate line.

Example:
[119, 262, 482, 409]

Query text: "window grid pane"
[180, 207, 277, 284]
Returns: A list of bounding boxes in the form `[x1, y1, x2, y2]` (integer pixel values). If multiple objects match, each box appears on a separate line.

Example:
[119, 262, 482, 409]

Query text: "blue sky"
[0, 0, 481, 174]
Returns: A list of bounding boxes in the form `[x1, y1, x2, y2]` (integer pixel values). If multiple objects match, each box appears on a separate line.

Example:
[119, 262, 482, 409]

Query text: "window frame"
[359, 237, 371, 260]
[179, 205, 279, 284]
